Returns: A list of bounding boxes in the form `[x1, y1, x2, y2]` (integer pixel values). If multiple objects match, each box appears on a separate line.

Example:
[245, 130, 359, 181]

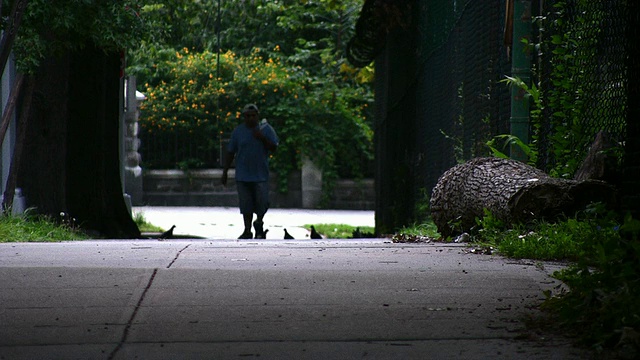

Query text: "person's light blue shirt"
[227, 122, 279, 182]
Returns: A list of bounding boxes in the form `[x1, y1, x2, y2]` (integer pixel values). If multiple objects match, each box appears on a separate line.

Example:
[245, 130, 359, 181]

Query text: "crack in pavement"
[107, 268, 158, 360]
[108, 245, 190, 358]
[167, 244, 191, 269]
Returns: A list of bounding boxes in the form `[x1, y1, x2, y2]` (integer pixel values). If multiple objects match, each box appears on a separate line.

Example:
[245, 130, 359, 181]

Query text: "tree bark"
[17, 47, 141, 238]
[0, 0, 28, 75]
[2, 75, 34, 212]
[0, 73, 23, 148]
[18, 55, 70, 216]
[430, 157, 616, 238]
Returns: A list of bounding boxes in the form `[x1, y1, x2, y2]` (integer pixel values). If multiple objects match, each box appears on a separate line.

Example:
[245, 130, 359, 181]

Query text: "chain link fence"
[415, 0, 511, 194]
[536, 0, 627, 175]
[413, 0, 628, 196]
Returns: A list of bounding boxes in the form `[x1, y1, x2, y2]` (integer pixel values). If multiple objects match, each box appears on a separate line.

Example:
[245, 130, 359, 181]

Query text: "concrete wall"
[142, 169, 374, 210]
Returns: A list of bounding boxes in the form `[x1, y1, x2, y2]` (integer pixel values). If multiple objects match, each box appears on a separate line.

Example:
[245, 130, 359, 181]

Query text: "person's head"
[242, 103, 260, 127]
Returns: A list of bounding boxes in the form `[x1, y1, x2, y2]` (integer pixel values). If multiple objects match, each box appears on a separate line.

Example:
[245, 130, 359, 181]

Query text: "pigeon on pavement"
[284, 228, 294, 239]
[159, 225, 176, 240]
[310, 225, 322, 239]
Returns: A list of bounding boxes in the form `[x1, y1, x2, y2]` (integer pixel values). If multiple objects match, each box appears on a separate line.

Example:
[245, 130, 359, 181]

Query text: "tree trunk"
[429, 157, 616, 238]
[17, 47, 141, 238]
[2, 75, 34, 212]
[0, 73, 24, 149]
[18, 55, 70, 216]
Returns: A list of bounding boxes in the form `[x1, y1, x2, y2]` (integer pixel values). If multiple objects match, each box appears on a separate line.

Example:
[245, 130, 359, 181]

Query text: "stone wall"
[141, 169, 374, 210]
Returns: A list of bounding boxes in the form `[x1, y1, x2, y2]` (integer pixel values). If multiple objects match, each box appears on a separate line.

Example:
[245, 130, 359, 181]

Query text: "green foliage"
[475, 204, 619, 261]
[492, 4, 626, 178]
[486, 134, 537, 165]
[129, 0, 374, 197]
[542, 214, 640, 351]
[536, 1, 626, 178]
[413, 188, 431, 223]
[138, 47, 299, 169]
[0, 212, 89, 242]
[132, 212, 163, 233]
[3, 0, 147, 73]
[473, 204, 640, 352]
[492, 75, 541, 164]
[396, 221, 440, 239]
[135, 45, 373, 192]
[303, 223, 374, 239]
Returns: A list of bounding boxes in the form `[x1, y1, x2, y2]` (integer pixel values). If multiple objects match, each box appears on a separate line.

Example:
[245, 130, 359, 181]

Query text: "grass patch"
[478, 219, 602, 261]
[303, 223, 374, 239]
[471, 204, 640, 355]
[0, 213, 89, 242]
[0, 211, 164, 243]
[133, 212, 164, 233]
[396, 221, 440, 238]
[474, 205, 620, 261]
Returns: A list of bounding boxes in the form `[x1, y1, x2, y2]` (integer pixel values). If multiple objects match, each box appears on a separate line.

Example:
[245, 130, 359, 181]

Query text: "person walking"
[221, 104, 279, 239]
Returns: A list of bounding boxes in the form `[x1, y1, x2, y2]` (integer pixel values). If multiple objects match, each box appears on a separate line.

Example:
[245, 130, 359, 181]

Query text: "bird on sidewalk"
[310, 225, 323, 239]
[158, 225, 176, 240]
[284, 228, 294, 239]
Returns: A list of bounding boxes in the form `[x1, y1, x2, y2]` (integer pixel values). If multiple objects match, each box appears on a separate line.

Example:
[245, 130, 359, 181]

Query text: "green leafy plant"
[542, 213, 639, 351]
[127, 0, 374, 202]
[0, 212, 89, 242]
[133, 212, 163, 233]
[471, 202, 639, 353]
[304, 223, 374, 239]
[396, 221, 440, 239]
[494, 75, 541, 164]
[535, 1, 626, 179]
[486, 134, 537, 164]
[413, 187, 431, 223]
[135, 45, 374, 198]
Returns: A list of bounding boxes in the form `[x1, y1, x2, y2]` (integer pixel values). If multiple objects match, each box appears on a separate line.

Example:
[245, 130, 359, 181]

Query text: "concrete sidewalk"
[0, 238, 587, 359]
[133, 206, 375, 239]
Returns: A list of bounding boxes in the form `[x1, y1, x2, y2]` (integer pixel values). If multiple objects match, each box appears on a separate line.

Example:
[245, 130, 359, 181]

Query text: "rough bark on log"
[429, 157, 616, 238]
[573, 131, 620, 184]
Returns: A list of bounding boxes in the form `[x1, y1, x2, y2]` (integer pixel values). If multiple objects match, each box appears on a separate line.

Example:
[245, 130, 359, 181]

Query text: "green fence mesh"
[416, 0, 511, 193]
[414, 0, 628, 195]
[536, 0, 627, 176]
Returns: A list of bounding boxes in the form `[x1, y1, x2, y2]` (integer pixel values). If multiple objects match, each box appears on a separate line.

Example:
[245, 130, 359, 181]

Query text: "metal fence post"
[510, 0, 532, 161]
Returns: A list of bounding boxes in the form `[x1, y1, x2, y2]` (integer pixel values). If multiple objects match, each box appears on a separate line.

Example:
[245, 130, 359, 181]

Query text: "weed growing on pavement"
[304, 224, 375, 239]
[0, 212, 89, 242]
[541, 213, 640, 355]
[474, 204, 620, 261]
[397, 221, 440, 239]
[133, 212, 164, 233]
[472, 203, 640, 355]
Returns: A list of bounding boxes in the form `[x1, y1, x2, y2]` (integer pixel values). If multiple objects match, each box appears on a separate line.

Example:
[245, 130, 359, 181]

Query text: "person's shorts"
[236, 181, 270, 216]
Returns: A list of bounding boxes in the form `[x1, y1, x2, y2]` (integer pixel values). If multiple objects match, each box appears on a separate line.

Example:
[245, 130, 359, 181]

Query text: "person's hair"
[242, 104, 259, 113]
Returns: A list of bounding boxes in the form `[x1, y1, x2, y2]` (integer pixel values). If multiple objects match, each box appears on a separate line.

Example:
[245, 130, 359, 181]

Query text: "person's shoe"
[238, 230, 253, 239]
[253, 220, 264, 239]
[255, 229, 268, 239]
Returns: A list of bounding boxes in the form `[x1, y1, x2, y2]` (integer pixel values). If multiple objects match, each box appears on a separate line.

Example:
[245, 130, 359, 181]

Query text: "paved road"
[0, 239, 587, 359]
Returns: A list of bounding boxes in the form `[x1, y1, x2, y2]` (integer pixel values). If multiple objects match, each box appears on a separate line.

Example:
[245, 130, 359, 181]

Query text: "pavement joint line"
[110, 336, 520, 345]
[166, 244, 192, 269]
[108, 268, 158, 360]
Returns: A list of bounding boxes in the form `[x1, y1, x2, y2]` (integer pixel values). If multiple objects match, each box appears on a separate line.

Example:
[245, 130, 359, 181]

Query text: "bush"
[139, 47, 300, 169]
[473, 205, 640, 353]
[542, 214, 640, 352]
[135, 45, 374, 197]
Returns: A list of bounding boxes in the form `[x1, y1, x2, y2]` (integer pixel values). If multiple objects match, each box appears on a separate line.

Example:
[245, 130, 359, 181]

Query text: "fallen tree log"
[429, 157, 617, 238]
